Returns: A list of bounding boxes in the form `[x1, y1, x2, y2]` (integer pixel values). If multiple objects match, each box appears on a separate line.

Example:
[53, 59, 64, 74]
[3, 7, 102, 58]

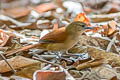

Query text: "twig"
[31, 53, 59, 66]
[42, 64, 52, 70]
[0, 52, 16, 73]
[88, 12, 120, 19]
[76, 59, 104, 70]
[113, 44, 120, 54]
[0, 15, 31, 27]
[0, 47, 8, 51]
[97, 37, 111, 41]
[41, 60, 56, 70]
[39, 55, 57, 59]
[106, 36, 116, 52]
[61, 66, 75, 80]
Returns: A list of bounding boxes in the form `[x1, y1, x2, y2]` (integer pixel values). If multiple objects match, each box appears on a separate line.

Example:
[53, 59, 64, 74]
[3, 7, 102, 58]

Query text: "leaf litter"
[0, 0, 120, 80]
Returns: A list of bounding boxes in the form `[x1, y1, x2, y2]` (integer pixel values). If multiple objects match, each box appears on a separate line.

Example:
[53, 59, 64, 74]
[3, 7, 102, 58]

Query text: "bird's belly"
[46, 40, 77, 51]
[46, 43, 67, 51]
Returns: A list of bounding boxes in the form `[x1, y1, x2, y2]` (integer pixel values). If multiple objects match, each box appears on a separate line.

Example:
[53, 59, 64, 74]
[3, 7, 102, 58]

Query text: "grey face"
[66, 21, 88, 34]
[72, 21, 88, 31]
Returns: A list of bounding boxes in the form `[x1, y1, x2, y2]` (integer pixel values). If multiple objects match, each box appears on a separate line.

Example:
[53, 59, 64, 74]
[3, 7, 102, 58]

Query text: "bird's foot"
[55, 51, 63, 59]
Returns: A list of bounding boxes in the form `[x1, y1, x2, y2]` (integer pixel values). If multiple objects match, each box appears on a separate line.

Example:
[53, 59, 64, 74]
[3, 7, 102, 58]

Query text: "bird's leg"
[55, 51, 63, 59]
[65, 50, 69, 54]
[46, 51, 63, 59]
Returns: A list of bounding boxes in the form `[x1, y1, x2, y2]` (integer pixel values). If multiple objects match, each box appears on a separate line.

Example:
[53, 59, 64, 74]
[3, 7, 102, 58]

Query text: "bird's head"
[66, 21, 92, 35]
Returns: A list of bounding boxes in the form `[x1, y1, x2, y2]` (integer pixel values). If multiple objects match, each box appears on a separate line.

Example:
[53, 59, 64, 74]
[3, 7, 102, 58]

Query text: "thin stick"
[31, 53, 59, 66]
[88, 12, 120, 19]
[106, 36, 116, 52]
[0, 53, 16, 73]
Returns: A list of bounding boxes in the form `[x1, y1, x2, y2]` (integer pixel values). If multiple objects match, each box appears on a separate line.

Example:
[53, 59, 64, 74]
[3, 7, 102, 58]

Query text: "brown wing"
[40, 27, 68, 43]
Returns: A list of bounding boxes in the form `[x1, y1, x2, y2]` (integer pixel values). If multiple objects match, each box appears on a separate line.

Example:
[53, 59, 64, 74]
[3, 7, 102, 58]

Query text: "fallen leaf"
[34, 3, 58, 13]
[0, 0, 14, 2]
[52, 22, 59, 31]
[107, 1, 120, 13]
[74, 13, 91, 26]
[110, 76, 118, 80]
[108, 28, 115, 35]
[102, 25, 108, 29]
[3, 7, 30, 18]
[76, 59, 104, 70]
[33, 70, 66, 80]
[109, 20, 117, 30]
[0, 56, 40, 73]
[107, 20, 117, 35]
[108, 8, 119, 14]
[0, 29, 9, 47]
[93, 65, 117, 80]
[16, 64, 41, 79]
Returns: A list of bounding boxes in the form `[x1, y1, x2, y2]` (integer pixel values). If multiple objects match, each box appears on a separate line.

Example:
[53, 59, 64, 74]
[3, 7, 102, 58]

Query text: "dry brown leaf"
[52, 23, 59, 31]
[0, 56, 40, 73]
[87, 47, 120, 66]
[69, 36, 117, 53]
[33, 70, 66, 80]
[110, 76, 118, 80]
[93, 65, 117, 80]
[108, 20, 117, 35]
[68, 36, 120, 66]
[3, 7, 30, 18]
[16, 64, 41, 79]
[74, 13, 91, 26]
[33, 3, 58, 13]
[115, 34, 120, 46]
[76, 59, 104, 70]
[88, 12, 120, 22]
[108, 8, 119, 14]
[0, 21, 4, 27]
[0, 0, 13, 2]
[0, 29, 9, 47]
[107, 1, 120, 13]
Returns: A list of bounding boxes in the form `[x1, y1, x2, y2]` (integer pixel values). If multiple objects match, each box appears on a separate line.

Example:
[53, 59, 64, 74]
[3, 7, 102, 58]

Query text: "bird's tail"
[4, 43, 41, 56]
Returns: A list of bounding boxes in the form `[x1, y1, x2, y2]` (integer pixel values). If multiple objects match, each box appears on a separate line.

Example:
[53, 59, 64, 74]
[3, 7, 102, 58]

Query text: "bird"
[4, 21, 93, 56]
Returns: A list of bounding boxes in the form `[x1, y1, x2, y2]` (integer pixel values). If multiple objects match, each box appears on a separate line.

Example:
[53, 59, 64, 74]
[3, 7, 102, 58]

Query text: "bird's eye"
[81, 25, 85, 27]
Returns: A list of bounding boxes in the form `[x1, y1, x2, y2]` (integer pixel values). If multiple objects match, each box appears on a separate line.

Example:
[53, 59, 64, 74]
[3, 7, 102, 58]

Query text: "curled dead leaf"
[33, 70, 66, 80]
[0, 29, 9, 47]
[3, 7, 30, 18]
[34, 3, 58, 13]
[74, 13, 91, 26]
[0, 56, 40, 73]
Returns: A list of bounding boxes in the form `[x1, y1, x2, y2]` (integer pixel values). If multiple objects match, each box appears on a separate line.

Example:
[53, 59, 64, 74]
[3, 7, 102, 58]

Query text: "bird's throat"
[64, 33, 80, 49]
